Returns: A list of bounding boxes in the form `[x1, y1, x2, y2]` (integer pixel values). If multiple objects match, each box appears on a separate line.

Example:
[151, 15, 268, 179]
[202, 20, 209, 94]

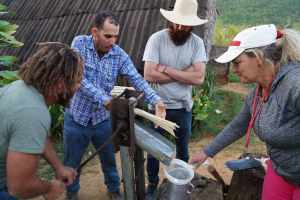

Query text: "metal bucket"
[164, 159, 195, 200]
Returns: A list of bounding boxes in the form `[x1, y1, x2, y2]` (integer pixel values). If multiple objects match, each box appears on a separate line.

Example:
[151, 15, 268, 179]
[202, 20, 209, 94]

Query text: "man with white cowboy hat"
[143, 0, 208, 198]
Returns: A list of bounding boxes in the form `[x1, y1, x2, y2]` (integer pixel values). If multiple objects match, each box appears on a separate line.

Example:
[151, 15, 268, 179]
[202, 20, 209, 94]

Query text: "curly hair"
[18, 42, 83, 97]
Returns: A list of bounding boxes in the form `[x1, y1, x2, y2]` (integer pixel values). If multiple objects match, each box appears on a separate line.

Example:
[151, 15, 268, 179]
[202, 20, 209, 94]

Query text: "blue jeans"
[0, 188, 18, 200]
[147, 109, 192, 185]
[63, 112, 120, 193]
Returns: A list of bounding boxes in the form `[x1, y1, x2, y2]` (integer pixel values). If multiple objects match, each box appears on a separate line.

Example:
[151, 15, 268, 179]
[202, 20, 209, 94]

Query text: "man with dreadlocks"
[0, 42, 83, 200]
[63, 11, 166, 200]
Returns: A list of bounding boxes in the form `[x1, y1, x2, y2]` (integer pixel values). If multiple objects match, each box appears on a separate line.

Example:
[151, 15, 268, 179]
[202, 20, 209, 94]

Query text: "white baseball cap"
[215, 24, 282, 63]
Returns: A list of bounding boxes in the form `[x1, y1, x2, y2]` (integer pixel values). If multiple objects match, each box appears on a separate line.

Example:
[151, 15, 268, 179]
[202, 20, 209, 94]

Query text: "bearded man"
[142, 0, 208, 198]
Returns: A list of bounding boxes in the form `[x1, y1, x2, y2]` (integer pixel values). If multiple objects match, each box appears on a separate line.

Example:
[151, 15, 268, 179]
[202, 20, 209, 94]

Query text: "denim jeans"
[0, 188, 18, 200]
[63, 112, 120, 193]
[147, 109, 192, 185]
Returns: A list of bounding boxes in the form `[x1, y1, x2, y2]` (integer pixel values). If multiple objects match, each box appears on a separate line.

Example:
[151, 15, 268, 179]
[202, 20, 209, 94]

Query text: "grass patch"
[192, 89, 244, 139]
[217, 0, 300, 28]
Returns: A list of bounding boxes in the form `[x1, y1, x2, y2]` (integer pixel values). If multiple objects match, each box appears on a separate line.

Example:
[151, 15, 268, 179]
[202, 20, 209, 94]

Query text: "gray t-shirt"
[143, 29, 207, 111]
[0, 80, 50, 189]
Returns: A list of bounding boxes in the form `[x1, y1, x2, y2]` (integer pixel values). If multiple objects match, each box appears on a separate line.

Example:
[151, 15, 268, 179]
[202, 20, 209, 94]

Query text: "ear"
[91, 27, 98, 37]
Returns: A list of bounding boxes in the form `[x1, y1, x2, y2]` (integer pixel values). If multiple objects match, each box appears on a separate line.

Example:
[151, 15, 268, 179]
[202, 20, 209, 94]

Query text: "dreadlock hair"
[18, 42, 83, 97]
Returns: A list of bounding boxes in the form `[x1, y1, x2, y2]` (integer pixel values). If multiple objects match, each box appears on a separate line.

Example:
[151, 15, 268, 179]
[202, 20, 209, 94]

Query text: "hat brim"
[160, 9, 208, 26]
[215, 47, 245, 63]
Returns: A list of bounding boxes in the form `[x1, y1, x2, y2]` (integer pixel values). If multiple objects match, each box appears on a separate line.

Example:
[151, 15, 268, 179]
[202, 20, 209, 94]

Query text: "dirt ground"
[31, 83, 260, 200]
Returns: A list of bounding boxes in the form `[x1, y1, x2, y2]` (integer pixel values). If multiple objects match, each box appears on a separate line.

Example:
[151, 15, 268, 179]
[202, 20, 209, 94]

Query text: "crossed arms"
[144, 61, 206, 85]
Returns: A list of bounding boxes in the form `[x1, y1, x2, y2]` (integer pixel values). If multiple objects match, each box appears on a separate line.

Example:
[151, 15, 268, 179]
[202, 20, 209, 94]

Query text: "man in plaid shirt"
[64, 11, 166, 200]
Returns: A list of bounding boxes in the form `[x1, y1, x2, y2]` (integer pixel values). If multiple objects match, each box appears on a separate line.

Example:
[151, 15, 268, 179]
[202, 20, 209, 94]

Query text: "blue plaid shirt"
[67, 35, 160, 126]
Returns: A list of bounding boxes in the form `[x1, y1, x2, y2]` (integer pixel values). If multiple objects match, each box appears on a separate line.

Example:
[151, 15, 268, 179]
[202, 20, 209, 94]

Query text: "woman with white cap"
[190, 24, 300, 199]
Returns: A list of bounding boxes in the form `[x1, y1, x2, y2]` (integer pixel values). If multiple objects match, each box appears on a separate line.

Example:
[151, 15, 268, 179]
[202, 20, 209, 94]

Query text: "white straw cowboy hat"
[160, 0, 208, 26]
[215, 24, 283, 63]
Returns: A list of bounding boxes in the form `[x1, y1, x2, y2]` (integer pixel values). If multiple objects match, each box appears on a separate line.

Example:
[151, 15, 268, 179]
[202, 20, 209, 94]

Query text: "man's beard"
[169, 26, 192, 46]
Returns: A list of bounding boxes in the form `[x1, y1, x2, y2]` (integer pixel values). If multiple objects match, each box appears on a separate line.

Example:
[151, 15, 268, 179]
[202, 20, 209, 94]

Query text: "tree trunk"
[196, 0, 217, 59]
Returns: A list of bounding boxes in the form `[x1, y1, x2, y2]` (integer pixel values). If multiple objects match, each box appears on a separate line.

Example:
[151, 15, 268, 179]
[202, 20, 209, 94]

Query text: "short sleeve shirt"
[0, 80, 50, 189]
[143, 29, 207, 111]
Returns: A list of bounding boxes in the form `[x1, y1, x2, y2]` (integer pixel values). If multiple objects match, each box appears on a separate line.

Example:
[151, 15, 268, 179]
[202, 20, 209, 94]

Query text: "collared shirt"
[67, 35, 160, 126]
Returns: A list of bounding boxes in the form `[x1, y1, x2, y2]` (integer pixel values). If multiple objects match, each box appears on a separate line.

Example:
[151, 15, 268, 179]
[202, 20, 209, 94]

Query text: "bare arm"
[144, 61, 174, 84]
[43, 138, 62, 171]
[43, 138, 77, 185]
[164, 62, 206, 85]
[6, 151, 51, 198]
[7, 151, 65, 199]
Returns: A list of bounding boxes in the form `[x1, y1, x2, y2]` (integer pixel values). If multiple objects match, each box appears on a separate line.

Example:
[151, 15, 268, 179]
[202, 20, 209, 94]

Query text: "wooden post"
[134, 146, 145, 200]
[120, 146, 136, 200]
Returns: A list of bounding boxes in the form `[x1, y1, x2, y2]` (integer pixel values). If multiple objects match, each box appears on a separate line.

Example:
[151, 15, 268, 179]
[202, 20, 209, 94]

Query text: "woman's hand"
[190, 150, 209, 165]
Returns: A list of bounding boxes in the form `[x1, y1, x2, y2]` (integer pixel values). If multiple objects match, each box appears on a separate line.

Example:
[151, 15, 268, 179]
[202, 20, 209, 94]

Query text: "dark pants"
[147, 109, 192, 185]
[63, 112, 120, 194]
[0, 188, 18, 200]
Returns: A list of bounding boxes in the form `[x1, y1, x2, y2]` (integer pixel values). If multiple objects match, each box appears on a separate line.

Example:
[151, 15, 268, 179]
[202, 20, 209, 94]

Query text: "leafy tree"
[0, 3, 23, 68]
[192, 68, 216, 132]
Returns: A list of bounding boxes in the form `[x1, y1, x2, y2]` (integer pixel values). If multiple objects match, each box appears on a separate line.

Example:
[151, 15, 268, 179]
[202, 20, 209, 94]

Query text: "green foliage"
[0, 4, 7, 12]
[192, 68, 216, 131]
[192, 89, 244, 138]
[0, 70, 18, 86]
[217, 0, 300, 28]
[0, 3, 23, 67]
[0, 19, 23, 48]
[213, 20, 242, 46]
[0, 56, 17, 67]
[48, 105, 64, 139]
